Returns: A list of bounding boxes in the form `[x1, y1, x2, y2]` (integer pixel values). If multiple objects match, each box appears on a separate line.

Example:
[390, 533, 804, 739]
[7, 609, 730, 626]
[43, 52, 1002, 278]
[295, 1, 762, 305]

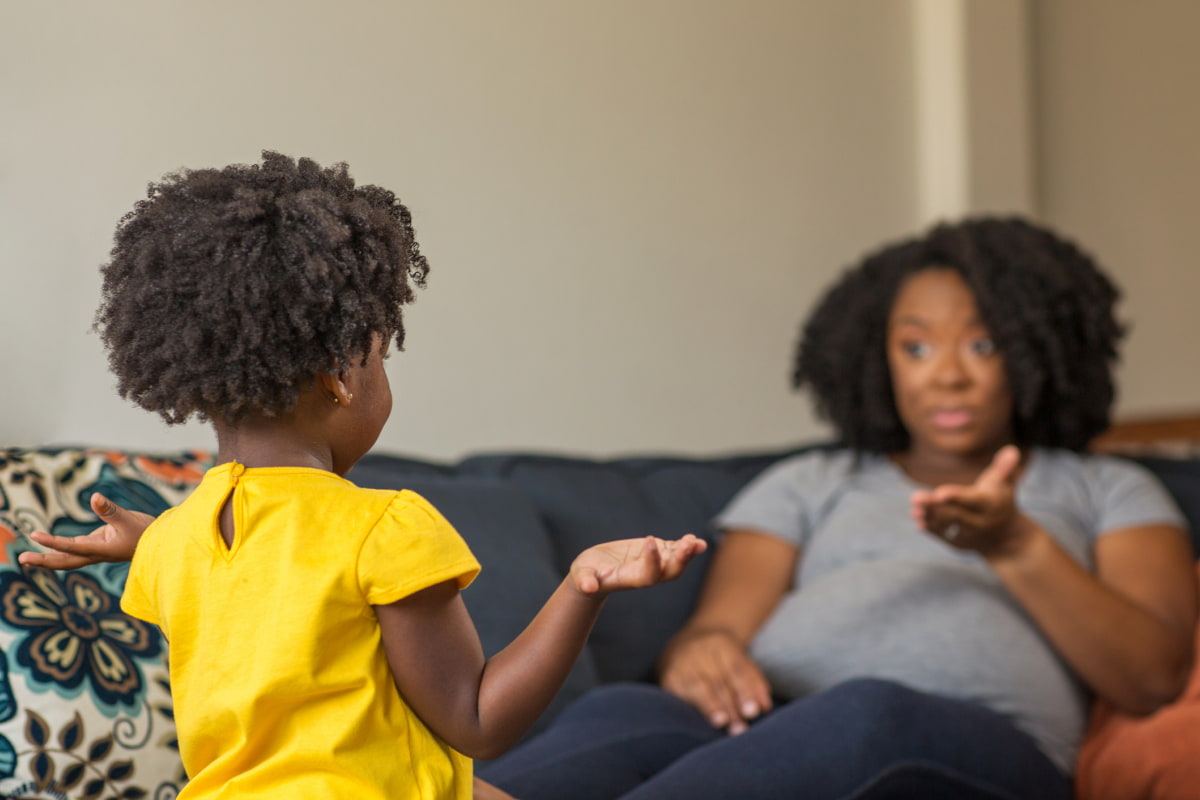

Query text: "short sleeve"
[357, 491, 481, 606]
[713, 450, 855, 549]
[120, 510, 171, 628]
[1085, 456, 1188, 536]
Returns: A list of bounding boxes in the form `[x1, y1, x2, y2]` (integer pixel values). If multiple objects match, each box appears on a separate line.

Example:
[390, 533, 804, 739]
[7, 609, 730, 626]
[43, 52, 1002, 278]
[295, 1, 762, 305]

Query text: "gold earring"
[347, 393, 354, 402]
[332, 396, 340, 405]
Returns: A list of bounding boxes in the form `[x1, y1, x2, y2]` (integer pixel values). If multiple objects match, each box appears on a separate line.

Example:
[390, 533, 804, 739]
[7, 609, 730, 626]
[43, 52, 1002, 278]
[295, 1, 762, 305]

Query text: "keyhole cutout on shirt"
[218, 493, 236, 549]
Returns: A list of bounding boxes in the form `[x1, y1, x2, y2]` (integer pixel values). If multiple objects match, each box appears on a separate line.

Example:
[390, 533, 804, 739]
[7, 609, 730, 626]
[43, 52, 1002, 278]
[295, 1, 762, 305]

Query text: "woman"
[477, 217, 1197, 800]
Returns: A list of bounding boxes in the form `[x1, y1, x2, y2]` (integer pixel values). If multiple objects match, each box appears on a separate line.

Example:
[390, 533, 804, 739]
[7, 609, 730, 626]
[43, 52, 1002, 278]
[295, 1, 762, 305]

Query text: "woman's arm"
[990, 521, 1196, 714]
[913, 446, 1197, 714]
[376, 535, 705, 760]
[658, 529, 799, 733]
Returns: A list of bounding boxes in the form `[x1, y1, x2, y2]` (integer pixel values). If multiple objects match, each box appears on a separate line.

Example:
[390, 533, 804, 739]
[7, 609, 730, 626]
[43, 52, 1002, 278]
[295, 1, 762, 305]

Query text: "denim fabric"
[479, 680, 1072, 800]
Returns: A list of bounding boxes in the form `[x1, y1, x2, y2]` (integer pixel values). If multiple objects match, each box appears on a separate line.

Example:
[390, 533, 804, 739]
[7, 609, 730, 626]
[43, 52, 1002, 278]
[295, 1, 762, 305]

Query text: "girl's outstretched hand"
[17, 493, 154, 570]
[570, 534, 707, 596]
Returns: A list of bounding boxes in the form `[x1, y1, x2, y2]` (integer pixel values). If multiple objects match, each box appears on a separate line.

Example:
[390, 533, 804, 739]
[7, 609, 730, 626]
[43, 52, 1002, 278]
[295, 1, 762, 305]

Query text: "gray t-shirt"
[714, 448, 1187, 774]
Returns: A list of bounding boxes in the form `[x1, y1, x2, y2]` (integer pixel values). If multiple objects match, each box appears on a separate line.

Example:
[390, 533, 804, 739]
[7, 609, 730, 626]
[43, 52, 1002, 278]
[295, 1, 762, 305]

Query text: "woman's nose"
[932, 348, 970, 386]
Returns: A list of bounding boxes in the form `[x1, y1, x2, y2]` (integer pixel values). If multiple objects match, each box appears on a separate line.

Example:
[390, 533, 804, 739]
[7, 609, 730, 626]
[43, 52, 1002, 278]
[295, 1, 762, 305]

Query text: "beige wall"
[0, 1, 1196, 460]
[1033, 0, 1200, 419]
[0, 1, 919, 458]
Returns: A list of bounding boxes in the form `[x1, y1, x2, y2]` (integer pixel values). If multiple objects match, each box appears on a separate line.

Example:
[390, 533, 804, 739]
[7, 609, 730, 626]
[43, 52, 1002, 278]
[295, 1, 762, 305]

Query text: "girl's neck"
[213, 416, 334, 473]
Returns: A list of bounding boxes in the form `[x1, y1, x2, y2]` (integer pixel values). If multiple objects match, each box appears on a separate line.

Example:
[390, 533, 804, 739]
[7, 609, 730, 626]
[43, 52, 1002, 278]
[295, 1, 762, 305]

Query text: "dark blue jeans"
[479, 679, 1073, 800]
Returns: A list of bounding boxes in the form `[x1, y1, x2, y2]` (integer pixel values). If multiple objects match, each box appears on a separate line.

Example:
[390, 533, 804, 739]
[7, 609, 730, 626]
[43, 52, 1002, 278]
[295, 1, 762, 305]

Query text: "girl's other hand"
[18, 493, 153, 569]
[659, 627, 772, 735]
[570, 534, 707, 596]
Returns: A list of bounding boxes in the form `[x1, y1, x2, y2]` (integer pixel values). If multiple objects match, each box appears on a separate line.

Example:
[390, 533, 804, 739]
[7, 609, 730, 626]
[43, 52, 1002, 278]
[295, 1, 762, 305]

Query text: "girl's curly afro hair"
[97, 151, 429, 425]
[793, 216, 1124, 453]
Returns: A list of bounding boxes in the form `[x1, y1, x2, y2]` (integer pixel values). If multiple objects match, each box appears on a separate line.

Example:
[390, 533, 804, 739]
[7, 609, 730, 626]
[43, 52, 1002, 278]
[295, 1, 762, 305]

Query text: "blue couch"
[1, 444, 1196, 798]
[346, 446, 1200, 739]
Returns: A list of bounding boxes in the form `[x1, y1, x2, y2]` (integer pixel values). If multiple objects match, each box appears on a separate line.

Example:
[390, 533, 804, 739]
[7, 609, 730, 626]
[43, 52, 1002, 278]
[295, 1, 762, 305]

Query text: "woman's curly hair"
[793, 216, 1124, 453]
[97, 151, 429, 425]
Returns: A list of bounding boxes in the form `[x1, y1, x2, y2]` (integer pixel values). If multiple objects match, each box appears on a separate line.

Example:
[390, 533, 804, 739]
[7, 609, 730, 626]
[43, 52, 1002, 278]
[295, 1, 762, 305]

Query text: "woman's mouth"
[929, 408, 974, 430]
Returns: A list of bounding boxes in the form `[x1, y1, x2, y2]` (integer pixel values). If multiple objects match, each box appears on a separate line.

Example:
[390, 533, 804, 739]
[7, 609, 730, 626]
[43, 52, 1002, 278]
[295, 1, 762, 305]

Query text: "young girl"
[21, 152, 704, 799]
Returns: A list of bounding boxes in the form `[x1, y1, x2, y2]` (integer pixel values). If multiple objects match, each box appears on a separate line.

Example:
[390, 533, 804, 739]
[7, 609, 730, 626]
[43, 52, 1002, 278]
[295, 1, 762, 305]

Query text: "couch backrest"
[353, 448, 1200, 689]
[1131, 456, 1200, 554]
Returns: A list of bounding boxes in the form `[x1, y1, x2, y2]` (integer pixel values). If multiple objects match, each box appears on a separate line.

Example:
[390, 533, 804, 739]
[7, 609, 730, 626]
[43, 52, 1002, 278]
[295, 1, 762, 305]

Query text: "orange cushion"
[1074, 563, 1200, 800]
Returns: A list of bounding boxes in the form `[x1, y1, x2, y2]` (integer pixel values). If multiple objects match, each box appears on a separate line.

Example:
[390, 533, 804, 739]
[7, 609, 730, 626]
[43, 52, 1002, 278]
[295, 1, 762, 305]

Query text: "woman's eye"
[901, 341, 931, 358]
[970, 338, 996, 356]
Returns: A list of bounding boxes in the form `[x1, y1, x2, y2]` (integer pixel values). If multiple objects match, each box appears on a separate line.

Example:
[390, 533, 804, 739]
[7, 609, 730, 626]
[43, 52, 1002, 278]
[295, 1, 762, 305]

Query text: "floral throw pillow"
[0, 448, 211, 800]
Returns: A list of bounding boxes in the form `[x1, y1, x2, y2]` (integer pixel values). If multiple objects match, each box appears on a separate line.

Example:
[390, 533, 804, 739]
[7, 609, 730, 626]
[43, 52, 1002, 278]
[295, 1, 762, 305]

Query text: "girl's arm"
[657, 529, 798, 734]
[913, 446, 1198, 714]
[375, 534, 706, 760]
[18, 493, 153, 569]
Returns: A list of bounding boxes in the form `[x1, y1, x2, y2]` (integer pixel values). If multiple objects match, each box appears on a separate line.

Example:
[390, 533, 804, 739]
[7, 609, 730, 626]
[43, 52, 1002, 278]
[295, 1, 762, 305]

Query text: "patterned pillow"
[0, 448, 210, 800]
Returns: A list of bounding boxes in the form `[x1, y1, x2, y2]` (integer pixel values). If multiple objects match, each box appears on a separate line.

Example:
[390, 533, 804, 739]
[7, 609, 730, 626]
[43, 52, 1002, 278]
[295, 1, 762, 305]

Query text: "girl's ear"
[319, 372, 353, 407]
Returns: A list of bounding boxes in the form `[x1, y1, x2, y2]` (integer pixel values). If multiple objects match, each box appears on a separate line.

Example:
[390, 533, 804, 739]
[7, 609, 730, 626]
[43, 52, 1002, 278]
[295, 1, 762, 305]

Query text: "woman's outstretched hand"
[18, 493, 153, 569]
[910, 444, 1032, 556]
[569, 534, 707, 596]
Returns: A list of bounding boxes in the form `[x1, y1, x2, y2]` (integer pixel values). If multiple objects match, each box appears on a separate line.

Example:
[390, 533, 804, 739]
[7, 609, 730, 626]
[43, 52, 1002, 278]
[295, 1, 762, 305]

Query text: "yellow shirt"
[121, 463, 481, 799]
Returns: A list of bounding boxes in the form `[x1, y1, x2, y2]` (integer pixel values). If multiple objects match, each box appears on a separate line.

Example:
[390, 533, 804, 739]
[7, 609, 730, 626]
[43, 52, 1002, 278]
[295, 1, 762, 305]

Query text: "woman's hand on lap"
[659, 627, 772, 735]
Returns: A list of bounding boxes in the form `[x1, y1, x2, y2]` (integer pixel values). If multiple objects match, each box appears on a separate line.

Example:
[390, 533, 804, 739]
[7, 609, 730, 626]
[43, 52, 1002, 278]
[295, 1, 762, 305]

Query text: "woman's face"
[886, 268, 1013, 459]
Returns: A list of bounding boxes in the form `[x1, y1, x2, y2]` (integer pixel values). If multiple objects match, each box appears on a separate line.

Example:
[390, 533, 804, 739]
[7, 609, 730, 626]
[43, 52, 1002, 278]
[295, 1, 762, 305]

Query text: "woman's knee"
[556, 682, 710, 732]
[557, 683, 666, 721]
[768, 679, 957, 750]
[481, 683, 723, 800]
[822, 678, 929, 712]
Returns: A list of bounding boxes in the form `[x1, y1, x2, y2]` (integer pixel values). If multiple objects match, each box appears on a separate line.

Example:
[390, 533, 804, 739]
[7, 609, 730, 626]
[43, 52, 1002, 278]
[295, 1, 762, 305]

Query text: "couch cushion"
[346, 466, 599, 737]
[347, 451, 457, 482]
[459, 449, 804, 684]
[0, 448, 210, 799]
